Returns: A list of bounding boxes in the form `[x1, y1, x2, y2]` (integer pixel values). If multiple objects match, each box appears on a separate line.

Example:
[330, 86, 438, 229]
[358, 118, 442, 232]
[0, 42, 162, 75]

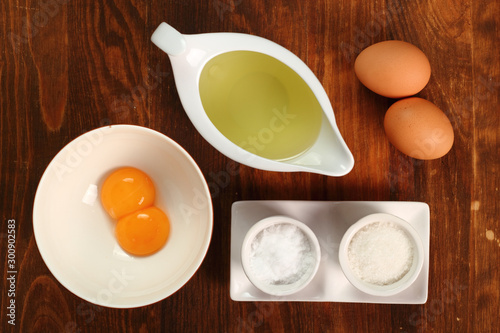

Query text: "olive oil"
[199, 51, 323, 161]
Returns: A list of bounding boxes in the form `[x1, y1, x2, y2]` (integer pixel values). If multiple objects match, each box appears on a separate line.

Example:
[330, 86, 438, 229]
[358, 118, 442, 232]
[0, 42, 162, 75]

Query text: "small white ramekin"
[241, 216, 321, 296]
[338, 213, 424, 296]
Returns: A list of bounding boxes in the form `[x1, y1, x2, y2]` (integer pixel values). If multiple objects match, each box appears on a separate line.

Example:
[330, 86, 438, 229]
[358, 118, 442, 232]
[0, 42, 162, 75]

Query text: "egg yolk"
[115, 206, 170, 256]
[100, 167, 171, 256]
[100, 167, 155, 219]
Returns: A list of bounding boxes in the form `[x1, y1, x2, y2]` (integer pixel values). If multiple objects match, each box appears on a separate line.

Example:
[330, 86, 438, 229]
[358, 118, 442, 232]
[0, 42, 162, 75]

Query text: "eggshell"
[355, 40, 431, 98]
[384, 97, 454, 160]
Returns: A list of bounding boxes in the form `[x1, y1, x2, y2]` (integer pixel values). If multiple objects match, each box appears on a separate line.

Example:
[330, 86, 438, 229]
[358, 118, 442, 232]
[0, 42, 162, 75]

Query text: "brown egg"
[384, 97, 454, 160]
[355, 40, 431, 98]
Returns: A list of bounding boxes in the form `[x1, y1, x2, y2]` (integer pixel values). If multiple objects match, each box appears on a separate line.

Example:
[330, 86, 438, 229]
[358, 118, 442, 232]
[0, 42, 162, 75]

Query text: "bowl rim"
[338, 213, 424, 297]
[32, 124, 214, 308]
[240, 215, 321, 296]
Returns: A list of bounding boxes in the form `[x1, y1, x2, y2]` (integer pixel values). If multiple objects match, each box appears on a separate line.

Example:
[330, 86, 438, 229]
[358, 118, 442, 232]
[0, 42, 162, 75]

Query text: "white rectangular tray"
[230, 200, 429, 303]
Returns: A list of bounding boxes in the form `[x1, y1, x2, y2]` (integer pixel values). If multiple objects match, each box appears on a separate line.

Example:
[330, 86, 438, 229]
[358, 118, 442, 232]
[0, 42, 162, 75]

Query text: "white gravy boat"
[151, 23, 354, 176]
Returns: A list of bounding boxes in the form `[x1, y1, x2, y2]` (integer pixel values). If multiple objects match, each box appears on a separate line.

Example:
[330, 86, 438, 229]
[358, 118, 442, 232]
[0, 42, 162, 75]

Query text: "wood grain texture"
[1, 0, 498, 332]
[470, 0, 500, 331]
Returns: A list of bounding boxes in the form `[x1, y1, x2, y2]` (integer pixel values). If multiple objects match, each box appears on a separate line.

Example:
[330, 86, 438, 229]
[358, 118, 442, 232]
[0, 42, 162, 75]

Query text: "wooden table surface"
[1, 0, 499, 332]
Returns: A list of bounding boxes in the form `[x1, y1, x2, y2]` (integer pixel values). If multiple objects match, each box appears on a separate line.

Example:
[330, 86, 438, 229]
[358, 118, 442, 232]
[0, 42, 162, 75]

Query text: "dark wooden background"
[1, 0, 499, 332]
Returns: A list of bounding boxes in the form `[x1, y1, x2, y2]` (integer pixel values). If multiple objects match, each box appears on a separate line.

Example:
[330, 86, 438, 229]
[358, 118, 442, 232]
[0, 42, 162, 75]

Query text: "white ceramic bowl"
[338, 213, 424, 296]
[241, 216, 321, 296]
[33, 125, 213, 308]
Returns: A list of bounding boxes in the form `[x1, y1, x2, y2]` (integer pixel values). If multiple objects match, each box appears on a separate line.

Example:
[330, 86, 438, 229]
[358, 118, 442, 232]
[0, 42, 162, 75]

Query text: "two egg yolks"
[100, 167, 169, 256]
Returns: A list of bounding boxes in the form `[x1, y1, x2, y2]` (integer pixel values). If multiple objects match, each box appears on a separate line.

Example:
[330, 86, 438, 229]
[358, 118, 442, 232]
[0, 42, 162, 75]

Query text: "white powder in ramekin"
[347, 221, 414, 285]
[249, 223, 316, 285]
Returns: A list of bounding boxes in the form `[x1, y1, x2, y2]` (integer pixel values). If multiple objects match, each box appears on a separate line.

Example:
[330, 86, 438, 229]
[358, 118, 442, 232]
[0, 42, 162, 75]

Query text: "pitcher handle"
[151, 22, 187, 56]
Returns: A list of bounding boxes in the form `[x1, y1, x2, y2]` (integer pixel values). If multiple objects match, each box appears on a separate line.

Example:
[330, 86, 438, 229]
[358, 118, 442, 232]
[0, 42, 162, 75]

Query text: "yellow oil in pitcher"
[199, 51, 323, 161]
